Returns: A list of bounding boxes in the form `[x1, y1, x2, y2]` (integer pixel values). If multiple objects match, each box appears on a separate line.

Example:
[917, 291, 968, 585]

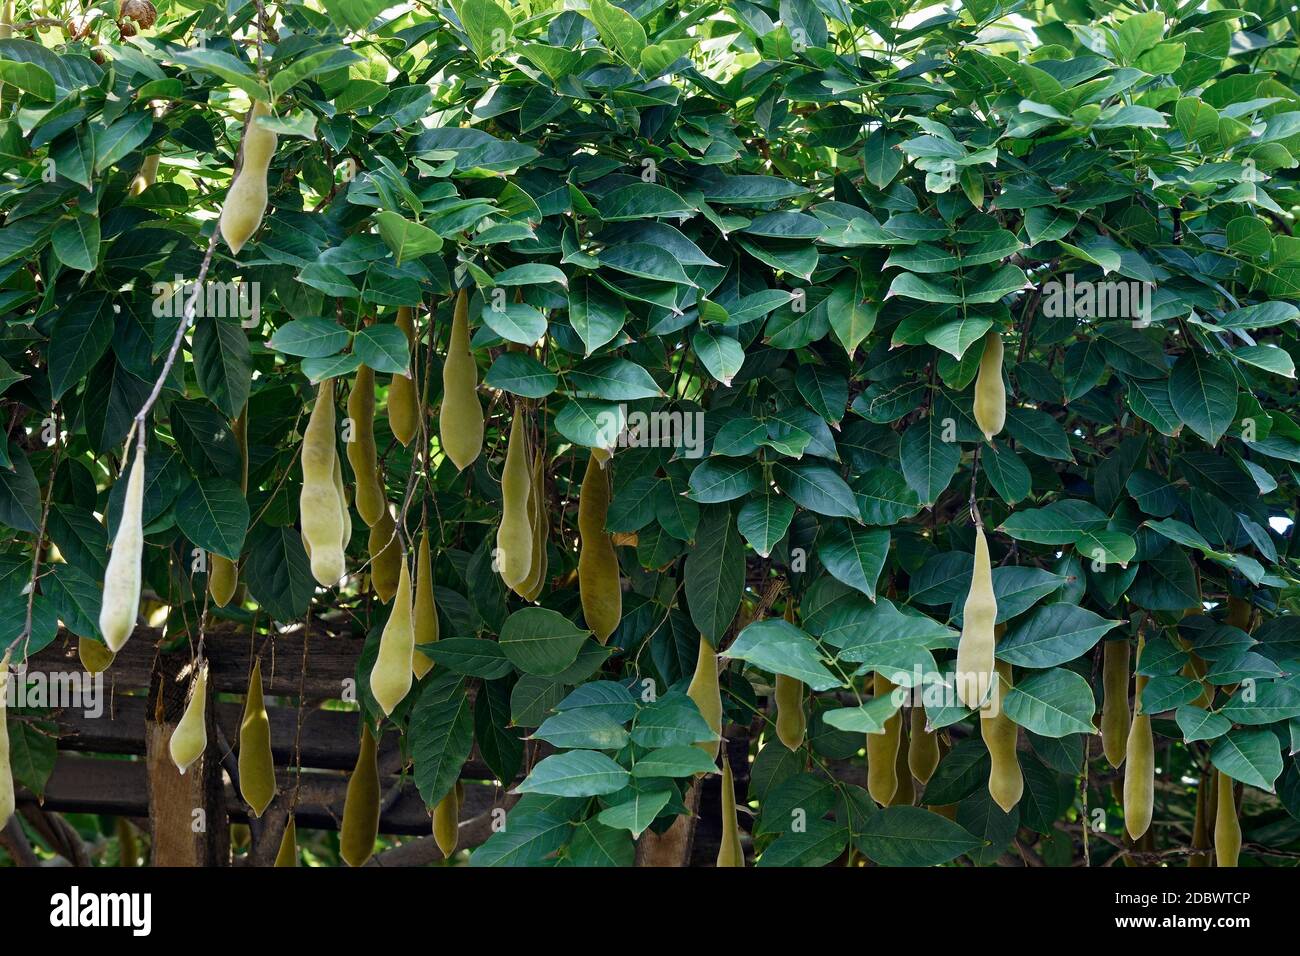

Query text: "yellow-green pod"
[1215, 770, 1241, 867]
[412, 528, 438, 679]
[1101, 639, 1131, 769]
[439, 289, 484, 471]
[972, 329, 1006, 441]
[0, 656, 13, 831]
[131, 152, 160, 196]
[100, 442, 146, 652]
[716, 757, 744, 867]
[497, 411, 534, 590]
[370, 555, 414, 716]
[332, 445, 351, 552]
[433, 785, 459, 859]
[238, 658, 277, 818]
[1226, 595, 1252, 631]
[892, 716, 915, 806]
[867, 673, 900, 806]
[981, 660, 1023, 812]
[219, 101, 277, 255]
[955, 523, 997, 708]
[1189, 774, 1210, 867]
[275, 817, 298, 867]
[774, 674, 806, 751]
[78, 637, 115, 674]
[209, 554, 238, 608]
[299, 379, 345, 586]
[1123, 636, 1154, 840]
[907, 706, 940, 785]
[340, 724, 380, 867]
[388, 306, 420, 446]
[368, 504, 401, 603]
[169, 664, 208, 774]
[578, 453, 621, 643]
[519, 446, 549, 601]
[687, 635, 722, 760]
[347, 365, 386, 527]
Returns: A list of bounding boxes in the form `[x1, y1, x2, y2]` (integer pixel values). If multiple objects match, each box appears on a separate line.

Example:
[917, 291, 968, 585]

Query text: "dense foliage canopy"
[3, 0, 1300, 868]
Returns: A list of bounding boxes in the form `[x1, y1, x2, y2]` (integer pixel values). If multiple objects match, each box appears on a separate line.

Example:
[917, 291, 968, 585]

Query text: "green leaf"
[723, 618, 841, 691]
[598, 183, 694, 221]
[374, 211, 444, 264]
[817, 523, 890, 600]
[584, 0, 647, 68]
[857, 806, 982, 866]
[516, 750, 631, 797]
[899, 415, 960, 505]
[737, 494, 796, 557]
[1003, 668, 1096, 737]
[997, 605, 1122, 668]
[411, 673, 476, 807]
[1169, 350, 1237, 446]
[597, 787, 673, 837]
[692, 328, 745, 386]
[499, 607, 590, 676]
[453, 0, 514, 62]
[684, 505, 746, 643]
[354, 324, 412, 375]
[631, 745, 718, 777]
[174, 476, 249, 561]
[533, 709, 630, 751]
[1210, 728, 1283, 791]
[773, 460, 861, 519]
[485, 352, 557, 398]
[268, 318, 350, 358]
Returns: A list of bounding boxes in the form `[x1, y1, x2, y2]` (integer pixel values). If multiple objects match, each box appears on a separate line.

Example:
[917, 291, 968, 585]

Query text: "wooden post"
[145, 653, 229, 866]
[635, 780, 700, 866]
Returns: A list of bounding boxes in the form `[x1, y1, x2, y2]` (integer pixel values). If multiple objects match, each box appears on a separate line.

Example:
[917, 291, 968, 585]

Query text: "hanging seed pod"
[716, 756, 744, 867]
[519, 443, 548, 601]
[981, 660, 1023, 812]
[368, 504, 401, 603]
[340, 725, 380, 867]
[687, 635, 722, 760]
[388, 306, 420, 446]
[299, 380, 345, 586]
[439, 290, 484, 470]
[907, 706, 940, 785]
[347, 365, 386, 527]
[274, 817, 298, 867]
[219, 101, 277, 255]
[578, 453, 621, 643]
[0, 655, 14, 831]
[412, 528, 438, 679]
[972, 329, 1006, 441]
[955, 523, 996, 708]
[100, 442, 146, 652]
[370, 556, 415, 716]
[238, 658, 277, 818]
[1101, 640, 1131, 768]
[1189, 772, 1211, 867]
[169, 664, 208, 774]
[433, 784, 459, 859]
[497, 410, 534, 590]
[891, 715, 915, 806]
[78, 637, 115, 674]
[1123, 635, 1154, 840]
[773, 602, 805, 750]
[1215, 770, 1241, 867]
[866, 673, 900, 806]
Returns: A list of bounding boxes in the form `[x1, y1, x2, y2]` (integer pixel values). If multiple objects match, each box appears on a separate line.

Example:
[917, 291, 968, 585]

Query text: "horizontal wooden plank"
[31, 625, 365, 698]
[19, 755, 500, 837]
[53, 694, 496, 777]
